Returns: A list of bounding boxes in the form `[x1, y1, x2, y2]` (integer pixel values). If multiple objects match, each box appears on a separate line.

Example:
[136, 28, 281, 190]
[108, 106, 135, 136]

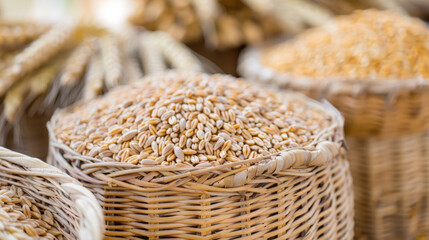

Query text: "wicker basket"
[348, 132, 429, 240]
[47, 94, 354, 239]
[0, 146, 104, 240]
[238, 45, 429, 239]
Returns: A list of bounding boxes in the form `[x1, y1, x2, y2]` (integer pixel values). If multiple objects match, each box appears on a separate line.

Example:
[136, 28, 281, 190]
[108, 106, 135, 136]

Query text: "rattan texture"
[238, 46, 429, 138]
[47, 93, 354, 239]
[348, 132, 429, 240]
[238, 44, 429, 240]
[0, 146, 104, 240]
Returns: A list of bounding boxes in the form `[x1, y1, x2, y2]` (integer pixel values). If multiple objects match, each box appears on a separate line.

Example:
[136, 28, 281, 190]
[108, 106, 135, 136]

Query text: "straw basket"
[47, 94, 354, 239]
[347, 133, 429, 240]
[238, 45, 429, 239]
[0, 147, 104, 240]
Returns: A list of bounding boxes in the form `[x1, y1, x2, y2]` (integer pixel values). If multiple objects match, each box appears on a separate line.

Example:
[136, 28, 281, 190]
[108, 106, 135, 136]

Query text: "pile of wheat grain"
[53, 72, 332, 167]
[0, 183, 62, 240]
[261, 9, 429, 79]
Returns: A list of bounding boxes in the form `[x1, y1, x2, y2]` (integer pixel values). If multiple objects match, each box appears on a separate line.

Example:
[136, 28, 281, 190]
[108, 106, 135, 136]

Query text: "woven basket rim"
[238, 43, 429, 97]
[47, 89, 345, 187]
[0, 146, 104, 240]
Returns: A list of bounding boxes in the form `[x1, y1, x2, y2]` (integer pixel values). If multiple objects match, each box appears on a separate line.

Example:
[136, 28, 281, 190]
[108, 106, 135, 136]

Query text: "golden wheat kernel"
[262, 9, 429, 80]
[0, 185, 60, 238]
[54, 72, 331, 166]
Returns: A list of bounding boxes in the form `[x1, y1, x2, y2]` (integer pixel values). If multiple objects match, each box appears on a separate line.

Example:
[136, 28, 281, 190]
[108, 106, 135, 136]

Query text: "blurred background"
[1, 2, 428, 240]
[1, 0, 429, 76]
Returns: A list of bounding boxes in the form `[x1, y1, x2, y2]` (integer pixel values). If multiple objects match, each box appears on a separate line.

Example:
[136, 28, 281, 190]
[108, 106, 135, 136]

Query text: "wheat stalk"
[368, 0, 408, 15]
[138, 32, 166, 75]
[59, 38, 96, 86]
[0, 50, 19, 71]
[0, 23, 49, 48]
[100, 34, 122, 89]
[124, 56, 143, 83]
[3, 58, 63, 122]
[281, 0, 333, 26]
[3, 78, 27, 122]
[83, 53, 104, 100]
[129, 0, 280, 49]
[148, 31, 203, 72]
[191, 0, 220, 48]
[0, 22, 76, 96]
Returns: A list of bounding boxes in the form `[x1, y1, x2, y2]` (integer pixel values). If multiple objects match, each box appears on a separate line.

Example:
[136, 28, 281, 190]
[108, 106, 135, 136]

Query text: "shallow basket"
[238, 45, 429, 239]
[47, 93, 354, 239]
[0, 147, 104, 240]
[238, 46, 429, 138]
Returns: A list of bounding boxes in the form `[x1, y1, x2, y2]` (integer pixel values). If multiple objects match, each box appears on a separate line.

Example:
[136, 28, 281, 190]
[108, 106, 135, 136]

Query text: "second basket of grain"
[48, 72, 353, 239]
[239, 9, 429, 240]
[0, 146, 104, 240]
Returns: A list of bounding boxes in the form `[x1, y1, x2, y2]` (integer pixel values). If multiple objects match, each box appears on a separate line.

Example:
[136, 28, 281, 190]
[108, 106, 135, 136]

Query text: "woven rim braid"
[47, 93, 354, 239]
[238, 45, 429, 138]
[0, 147, 104, 240]
[347, 131, 429, 240]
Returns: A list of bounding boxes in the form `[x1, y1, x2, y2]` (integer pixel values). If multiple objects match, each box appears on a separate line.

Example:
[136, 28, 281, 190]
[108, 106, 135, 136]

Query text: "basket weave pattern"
[238, 45, 429, 239]
[348, 132, 429, 239]
[48, 96, 354, 239]
[328, 92, 429, 138]
[0, 147, 104, 240]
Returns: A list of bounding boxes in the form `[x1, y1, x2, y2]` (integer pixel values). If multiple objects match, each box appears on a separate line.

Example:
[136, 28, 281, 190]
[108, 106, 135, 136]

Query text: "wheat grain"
[262, 9, 429, 79]
[0, 183, 61, 239]
[54, 72, 332, 167]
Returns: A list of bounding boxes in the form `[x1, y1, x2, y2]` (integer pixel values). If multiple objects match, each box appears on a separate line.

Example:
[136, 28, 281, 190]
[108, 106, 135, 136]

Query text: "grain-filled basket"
[238, 9, 429, 239]
[0, 146, 104, 239]
[238, 9, 429, 138]
[48, 72, 354, 239]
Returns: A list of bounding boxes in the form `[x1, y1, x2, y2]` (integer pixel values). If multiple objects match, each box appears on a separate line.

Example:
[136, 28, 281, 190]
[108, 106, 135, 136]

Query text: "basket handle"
[221, 141, 341, 187]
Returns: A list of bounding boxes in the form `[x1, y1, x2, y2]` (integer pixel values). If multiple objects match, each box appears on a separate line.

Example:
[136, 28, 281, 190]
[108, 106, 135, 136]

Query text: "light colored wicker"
[238, 46, 429, 138]
[47, 93, 354, 239]
[347, 132, 429, 240]
[238, 44, 429, 240]
[0, 146, 105, 240]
